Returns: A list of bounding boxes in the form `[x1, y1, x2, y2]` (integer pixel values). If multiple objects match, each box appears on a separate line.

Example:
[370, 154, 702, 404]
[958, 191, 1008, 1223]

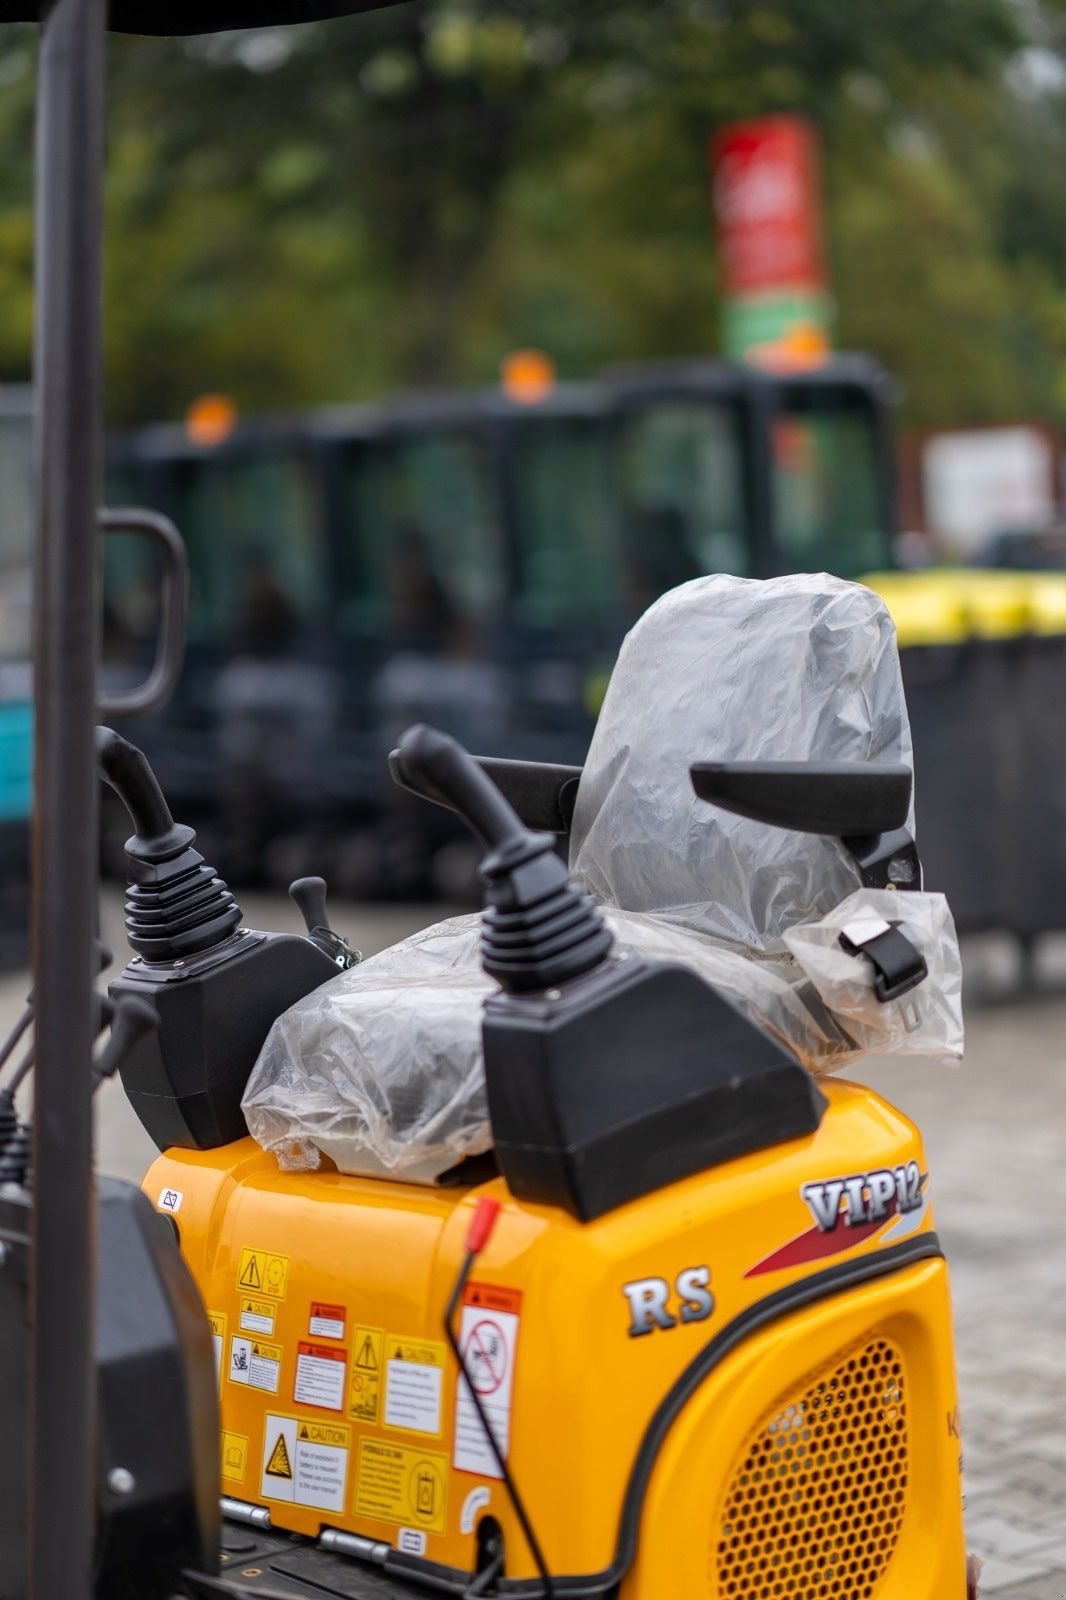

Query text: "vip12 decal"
[802, 1161, 923, 1232]
[745, 1161, 928, 1278]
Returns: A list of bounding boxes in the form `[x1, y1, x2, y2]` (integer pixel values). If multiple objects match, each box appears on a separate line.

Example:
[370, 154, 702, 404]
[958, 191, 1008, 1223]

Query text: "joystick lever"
[289, 877, 358, 971]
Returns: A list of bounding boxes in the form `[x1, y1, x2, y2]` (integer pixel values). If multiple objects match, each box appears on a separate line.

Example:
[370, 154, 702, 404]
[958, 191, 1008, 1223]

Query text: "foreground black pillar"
[29, 2, 107, 1597]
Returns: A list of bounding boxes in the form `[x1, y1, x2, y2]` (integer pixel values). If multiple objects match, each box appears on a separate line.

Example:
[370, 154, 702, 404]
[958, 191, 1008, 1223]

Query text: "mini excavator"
[0, 3, 978, 1597]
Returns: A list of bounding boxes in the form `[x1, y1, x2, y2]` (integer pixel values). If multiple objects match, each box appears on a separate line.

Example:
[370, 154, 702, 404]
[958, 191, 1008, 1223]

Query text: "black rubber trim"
[384, 1232, 943, 1598]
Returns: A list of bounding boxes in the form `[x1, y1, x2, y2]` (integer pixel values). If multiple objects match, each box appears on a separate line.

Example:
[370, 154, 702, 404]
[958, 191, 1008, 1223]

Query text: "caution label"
[221, 1431, 248, 1483]
[261, 1414, 350, 1512]
[236, 1246, 291, 1300]
[349, 1326, 383, 1424]
[294, 1341, 346, 1412]
[454, 1290, 521, 1479]
[230, 1335, 282, 1394]
[309, 1302, 346, 1340]
[385, 1338, 444, 1436]
[354, 1439, 448, 1536]
[206, 1311, 227, 1394]
[239, 1296, 276, 1336]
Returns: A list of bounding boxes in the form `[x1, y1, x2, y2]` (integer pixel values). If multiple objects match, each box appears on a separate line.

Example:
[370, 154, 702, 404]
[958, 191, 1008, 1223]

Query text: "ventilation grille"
[715, 1336, 909, 1599]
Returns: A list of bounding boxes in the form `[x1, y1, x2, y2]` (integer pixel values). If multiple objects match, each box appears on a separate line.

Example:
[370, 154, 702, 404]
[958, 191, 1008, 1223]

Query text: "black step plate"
[182, 1525, 445, 1599]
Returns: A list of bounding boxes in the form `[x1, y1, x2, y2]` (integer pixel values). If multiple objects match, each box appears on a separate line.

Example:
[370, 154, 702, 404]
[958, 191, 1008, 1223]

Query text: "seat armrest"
[389, 751, 582, 834]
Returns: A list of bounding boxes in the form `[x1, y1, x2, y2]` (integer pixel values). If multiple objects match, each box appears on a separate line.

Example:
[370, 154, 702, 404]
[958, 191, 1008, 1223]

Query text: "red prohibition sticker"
[464, 1319, 508, 1395]
[454, 1285, 522, 1479]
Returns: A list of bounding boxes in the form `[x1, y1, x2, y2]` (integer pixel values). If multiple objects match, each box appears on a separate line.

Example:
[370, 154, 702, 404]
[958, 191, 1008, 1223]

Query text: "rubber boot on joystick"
[97, 727, 241, 962]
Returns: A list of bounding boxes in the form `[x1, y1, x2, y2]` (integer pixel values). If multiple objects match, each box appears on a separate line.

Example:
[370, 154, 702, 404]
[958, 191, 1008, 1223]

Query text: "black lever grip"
[394, 724, 528, 852]
[94, 996, 160, 1086]
[289, 876, 330, 936]
[96, 725, 194, 859]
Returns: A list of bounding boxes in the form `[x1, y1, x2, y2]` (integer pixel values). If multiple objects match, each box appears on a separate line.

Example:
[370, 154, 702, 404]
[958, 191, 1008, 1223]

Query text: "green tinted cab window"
[513, 418, 621, 626]
[172, 449, 322, 650]
[619, 400, 748, 594]
[772, 399, 887, 576]
[339, 431, 500, 643]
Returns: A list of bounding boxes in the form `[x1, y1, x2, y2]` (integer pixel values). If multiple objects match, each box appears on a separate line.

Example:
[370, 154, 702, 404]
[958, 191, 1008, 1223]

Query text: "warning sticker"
[236, 1246, 291, 1300]
[464, 1282, 522, 1315]
[453, 1292, 521, 1479]
[294, 1341, 347, 1411]
[354, 1439, 448, 1536]
[230, 1335, 282, 1394]
[221, 1431, 248, 1483]
[385, 1338, 444, 1435]
[206, 1311, 227, 1394]
[240, 1297, 276, 1336]
[309, 1302, 346, 1340]
[261, 1414, 350, 1512]
[349, 1326, 383, 1424]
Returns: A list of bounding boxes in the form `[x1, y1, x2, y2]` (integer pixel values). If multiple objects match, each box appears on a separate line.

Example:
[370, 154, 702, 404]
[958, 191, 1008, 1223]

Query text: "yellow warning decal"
[348, 1325, 383, 1424]
[206, 1311, 227, 1396]
[239, 1296, 276, 1335]
[298, 1419, 350, 1448]
[236, 1246, 290, 1300]
[384, 1336, 445, 1436]
[265, 1431, 293, 1480]
[221, 1431, 248, 1483]
[355, 1440, 448, 1535]
[261, 1414, 351, 1511]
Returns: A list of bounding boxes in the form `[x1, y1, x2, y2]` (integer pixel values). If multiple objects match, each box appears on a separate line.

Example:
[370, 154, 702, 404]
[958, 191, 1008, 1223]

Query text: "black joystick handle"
[97, 726, 242, 962]
[97, 727, 193, 860]
[395, 724, 613, 993]
[290, 876, 330, 937]
[395, 725, 528, 854]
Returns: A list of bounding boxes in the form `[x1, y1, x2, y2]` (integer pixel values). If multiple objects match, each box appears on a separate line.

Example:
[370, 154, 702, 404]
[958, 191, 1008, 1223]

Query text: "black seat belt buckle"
[838, 916, 928, 1003]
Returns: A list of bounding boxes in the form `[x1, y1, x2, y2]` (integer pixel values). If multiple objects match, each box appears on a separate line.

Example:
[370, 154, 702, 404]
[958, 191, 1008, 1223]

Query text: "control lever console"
[99, 727, 345, 1151]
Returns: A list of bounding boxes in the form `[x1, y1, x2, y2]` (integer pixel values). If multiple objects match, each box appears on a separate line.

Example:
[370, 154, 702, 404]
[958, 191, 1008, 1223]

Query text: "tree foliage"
[2, 0, 1066, 426]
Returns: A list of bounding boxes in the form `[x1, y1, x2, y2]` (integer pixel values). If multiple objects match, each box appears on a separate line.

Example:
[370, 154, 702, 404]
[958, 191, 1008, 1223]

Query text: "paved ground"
[3, 898, 1064, 1595]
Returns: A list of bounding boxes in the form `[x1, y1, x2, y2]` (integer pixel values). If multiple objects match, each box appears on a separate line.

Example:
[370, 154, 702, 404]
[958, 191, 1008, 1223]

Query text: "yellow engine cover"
[146, 1078, 966, 1597]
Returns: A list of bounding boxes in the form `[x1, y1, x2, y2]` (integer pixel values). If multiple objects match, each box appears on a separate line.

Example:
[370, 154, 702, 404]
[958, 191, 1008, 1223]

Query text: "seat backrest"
[569, 573, 913, 950]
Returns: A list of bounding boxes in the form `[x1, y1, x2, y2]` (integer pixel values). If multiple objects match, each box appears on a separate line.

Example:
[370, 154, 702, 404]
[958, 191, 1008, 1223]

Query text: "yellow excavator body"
[146, 1074, 965, 1598]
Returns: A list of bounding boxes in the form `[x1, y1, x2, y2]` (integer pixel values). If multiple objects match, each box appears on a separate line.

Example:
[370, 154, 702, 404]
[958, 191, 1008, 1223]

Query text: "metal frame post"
[29, 2, 107, 1597]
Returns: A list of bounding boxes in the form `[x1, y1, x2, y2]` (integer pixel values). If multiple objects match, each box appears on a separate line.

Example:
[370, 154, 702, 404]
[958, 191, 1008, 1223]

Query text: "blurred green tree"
[1, 0, 1066, 427]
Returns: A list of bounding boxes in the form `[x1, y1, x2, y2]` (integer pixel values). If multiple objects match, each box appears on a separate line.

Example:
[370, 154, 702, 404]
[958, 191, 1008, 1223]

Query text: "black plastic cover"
[483, 954, 826, 1221]
[95, 1178, 220, 1598]
[0, 1181, 218, 1600]
[111, 928, 337, 1150]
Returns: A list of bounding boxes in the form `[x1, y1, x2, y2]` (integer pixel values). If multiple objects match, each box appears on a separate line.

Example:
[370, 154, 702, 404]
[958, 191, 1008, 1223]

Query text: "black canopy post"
[29, 2, 107, 1598]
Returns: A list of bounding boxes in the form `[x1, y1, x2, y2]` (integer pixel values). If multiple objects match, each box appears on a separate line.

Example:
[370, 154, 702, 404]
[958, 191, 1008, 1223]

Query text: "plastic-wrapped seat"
[243, 574, 963, 1183]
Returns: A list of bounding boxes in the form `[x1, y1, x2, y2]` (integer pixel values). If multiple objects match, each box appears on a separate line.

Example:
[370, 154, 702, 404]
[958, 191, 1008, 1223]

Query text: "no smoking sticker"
[454, 1286, 521, 1479]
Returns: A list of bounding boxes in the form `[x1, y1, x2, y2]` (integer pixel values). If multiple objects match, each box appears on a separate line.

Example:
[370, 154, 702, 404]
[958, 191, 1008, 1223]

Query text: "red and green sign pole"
[710, 115, 832, 365]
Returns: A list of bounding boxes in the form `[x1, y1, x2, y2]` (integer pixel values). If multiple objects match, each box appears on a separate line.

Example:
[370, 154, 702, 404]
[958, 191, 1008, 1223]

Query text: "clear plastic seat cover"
[244, 575, 962, 1181]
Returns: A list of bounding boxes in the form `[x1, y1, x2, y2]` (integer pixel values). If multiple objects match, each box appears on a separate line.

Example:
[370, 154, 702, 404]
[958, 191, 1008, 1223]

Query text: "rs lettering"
[623, 1266, 714, 1337]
